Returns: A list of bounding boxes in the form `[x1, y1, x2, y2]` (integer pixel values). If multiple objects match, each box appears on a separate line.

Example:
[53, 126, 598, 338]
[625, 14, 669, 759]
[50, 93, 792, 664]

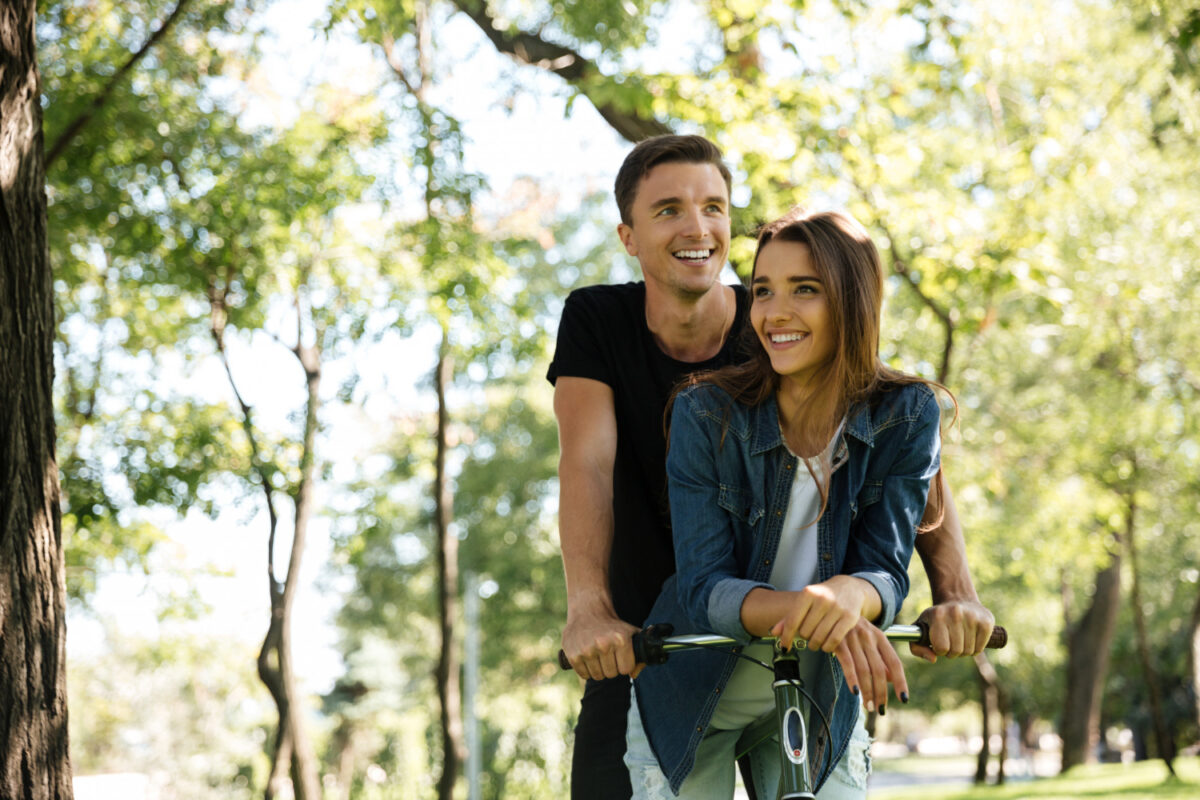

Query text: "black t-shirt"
[546, 282, 751, 627]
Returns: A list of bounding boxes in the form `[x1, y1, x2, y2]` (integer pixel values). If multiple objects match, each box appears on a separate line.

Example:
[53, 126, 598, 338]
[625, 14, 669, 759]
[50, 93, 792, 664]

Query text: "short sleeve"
[546, 289, 615, 387]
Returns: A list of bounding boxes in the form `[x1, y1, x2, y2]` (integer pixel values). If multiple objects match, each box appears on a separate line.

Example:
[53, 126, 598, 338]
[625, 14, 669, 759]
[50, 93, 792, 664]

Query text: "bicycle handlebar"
[557, 622, 1007, 671]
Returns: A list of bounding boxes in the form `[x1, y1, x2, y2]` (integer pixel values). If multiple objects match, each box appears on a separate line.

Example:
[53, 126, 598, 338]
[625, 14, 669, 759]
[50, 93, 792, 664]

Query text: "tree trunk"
[973, 654, 996, 785]
[1121, 491, 1176, 774]
[0, 2, 74, 796]
[212, 295, 322, 800]
[1060, 552, 1122, 772]
[435, 329, 466, 800]
[996, 676, 1010, 785]
[1190, 582, 1200, 734]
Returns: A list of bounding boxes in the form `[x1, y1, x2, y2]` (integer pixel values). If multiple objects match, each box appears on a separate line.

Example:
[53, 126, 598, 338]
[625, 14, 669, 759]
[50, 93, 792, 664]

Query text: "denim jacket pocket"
[858, 481, 882, 511]
[717, 484, 764, 526]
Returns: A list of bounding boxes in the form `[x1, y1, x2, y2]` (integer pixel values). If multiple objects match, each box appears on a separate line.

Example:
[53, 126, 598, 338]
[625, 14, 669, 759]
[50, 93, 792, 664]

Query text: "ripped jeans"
[624, 692, 871, 800]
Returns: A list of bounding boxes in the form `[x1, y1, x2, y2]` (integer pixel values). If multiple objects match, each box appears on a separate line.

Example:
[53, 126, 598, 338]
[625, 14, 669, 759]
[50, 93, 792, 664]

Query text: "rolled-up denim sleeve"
[843, 386, 942, 630]
[666, 389, 766, 642]
[707, 577, 771, 641]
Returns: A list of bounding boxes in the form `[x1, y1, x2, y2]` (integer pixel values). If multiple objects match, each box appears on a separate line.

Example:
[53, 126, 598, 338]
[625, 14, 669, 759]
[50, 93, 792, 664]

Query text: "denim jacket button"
[822, 552, 832, 561]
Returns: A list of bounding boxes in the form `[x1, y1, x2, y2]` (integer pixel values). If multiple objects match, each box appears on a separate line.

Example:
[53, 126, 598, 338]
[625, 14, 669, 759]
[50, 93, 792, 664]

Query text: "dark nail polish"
[879, 705, 886, 716]
[852, 685, 860, 696]
[901, 692, 909, 704]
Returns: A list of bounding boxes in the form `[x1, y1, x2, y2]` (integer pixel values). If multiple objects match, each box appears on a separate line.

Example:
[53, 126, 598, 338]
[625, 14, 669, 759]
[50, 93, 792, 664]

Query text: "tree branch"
[207, 279, 281, 592]
[446, 0, 671, 142]
[45, 0, 197, 168]
[869, 209, 957, 384]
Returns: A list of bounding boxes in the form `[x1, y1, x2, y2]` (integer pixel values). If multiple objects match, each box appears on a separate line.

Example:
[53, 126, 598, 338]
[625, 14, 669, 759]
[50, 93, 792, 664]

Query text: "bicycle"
[559, 622, 1007, 799]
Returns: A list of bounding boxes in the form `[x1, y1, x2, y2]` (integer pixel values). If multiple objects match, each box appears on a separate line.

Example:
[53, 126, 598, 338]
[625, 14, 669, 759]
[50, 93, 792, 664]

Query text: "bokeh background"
[32, 0, 1200, 797]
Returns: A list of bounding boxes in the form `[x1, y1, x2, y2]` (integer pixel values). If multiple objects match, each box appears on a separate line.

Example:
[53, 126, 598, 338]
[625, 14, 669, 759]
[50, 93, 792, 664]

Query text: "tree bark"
[435, 328, 466, 800]
[1060, 552, 1122, 772]
[1121, 490, 1176, 774]
[0, 0, 74, 795]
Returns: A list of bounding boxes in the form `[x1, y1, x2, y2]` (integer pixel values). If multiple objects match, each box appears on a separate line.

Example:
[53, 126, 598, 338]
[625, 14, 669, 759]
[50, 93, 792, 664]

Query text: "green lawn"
[870, 756, 1200, 799]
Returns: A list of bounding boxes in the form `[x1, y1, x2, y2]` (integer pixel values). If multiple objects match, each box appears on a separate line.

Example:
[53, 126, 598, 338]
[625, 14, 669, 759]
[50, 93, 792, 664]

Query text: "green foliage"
[46, 0, 1200, 793]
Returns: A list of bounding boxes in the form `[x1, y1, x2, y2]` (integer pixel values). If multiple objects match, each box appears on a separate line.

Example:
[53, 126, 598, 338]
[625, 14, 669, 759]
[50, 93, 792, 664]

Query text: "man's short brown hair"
[614, 135, 733, 226]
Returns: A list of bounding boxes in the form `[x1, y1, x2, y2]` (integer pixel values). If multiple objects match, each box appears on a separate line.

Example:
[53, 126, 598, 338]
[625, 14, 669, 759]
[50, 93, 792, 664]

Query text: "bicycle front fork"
[772, 646, 815, 800]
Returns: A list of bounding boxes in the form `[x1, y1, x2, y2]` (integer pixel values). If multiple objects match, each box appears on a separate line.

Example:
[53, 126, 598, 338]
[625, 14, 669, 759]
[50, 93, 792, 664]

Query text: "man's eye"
[656, 207, 676, 217]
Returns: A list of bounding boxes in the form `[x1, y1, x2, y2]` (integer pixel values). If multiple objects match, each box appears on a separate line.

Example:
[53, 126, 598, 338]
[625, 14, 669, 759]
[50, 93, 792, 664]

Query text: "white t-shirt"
[709, 422, 843, 730]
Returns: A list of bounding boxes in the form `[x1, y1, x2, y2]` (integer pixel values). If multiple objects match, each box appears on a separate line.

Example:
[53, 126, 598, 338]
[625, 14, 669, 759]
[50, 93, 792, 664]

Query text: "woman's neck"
[776, 378, 843, 458]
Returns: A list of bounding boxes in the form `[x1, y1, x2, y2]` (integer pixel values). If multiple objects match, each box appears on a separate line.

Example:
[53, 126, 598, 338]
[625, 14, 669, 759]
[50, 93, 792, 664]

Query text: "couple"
[547, 135, 994, 799]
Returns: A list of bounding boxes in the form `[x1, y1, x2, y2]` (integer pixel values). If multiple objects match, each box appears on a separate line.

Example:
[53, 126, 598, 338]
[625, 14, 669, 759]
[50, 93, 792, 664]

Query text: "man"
[546, 134, 993, 799]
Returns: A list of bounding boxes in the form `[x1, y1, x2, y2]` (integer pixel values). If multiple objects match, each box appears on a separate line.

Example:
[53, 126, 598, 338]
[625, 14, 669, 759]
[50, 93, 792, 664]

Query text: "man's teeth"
[674, 250, 711, 260]
[771, 333, 806, 343]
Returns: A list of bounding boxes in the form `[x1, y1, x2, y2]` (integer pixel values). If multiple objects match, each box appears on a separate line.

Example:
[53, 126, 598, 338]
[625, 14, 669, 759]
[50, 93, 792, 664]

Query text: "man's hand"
[562, 608, 641, 681]
[834, 618, 908, 715]
[908, 600, 995, 663]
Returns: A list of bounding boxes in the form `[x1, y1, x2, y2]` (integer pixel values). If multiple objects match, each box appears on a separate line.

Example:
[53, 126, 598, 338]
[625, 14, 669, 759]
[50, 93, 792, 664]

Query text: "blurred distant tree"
[0, 0, 73, 797]
[323, 0, 1200, 783]
[324, 188, 615, 798]
[40, 0, 391, 794]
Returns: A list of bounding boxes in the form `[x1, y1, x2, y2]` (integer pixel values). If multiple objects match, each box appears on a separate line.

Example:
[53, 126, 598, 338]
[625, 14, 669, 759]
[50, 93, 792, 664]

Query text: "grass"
[870, 756, 1200, 799]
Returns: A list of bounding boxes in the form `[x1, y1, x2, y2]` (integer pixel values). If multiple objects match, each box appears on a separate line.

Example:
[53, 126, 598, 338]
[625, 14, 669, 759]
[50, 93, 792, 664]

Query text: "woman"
[625, 208, 948, 799]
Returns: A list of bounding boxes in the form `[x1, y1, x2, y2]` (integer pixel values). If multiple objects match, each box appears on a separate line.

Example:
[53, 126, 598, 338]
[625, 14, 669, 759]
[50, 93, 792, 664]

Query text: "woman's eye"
[753, 287, 771, 299]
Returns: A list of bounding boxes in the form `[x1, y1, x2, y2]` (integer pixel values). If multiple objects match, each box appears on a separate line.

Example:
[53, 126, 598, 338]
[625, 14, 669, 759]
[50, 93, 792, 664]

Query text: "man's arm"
[554, 376, 640, 680]
[911, 472, 995, 662]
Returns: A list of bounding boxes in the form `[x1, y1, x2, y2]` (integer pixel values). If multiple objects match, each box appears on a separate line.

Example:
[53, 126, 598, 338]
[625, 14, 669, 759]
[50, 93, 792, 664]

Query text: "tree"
[0, 0, 73, 796]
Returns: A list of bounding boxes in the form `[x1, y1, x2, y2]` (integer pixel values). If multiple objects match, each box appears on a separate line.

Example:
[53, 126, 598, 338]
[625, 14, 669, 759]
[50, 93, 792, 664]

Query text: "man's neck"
[644, 283, 734, 363]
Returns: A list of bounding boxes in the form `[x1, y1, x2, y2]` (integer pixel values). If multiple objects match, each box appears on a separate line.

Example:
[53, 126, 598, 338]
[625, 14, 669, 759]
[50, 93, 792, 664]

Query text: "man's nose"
[680, 206, 707, 237]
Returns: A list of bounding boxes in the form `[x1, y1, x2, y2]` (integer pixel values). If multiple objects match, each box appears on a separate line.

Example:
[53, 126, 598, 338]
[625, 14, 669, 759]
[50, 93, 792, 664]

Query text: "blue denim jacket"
[634, 380, 941, 794]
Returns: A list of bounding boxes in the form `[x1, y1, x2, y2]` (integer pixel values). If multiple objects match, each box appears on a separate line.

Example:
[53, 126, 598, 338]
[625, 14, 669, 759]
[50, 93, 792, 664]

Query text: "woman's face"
[750, 239, 835, 390]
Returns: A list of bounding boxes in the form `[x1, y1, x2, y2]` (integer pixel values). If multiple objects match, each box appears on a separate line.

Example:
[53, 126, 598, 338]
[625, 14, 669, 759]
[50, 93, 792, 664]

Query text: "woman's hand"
[833, 617, 909, 714]
[769, 575, 881, 653]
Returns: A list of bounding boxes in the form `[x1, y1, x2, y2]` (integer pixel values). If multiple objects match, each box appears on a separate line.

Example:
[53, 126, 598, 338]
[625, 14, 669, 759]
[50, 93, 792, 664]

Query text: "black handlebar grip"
[915, 621, 1007, 649]
[988, 625, 1007, 649]
[557, 623, 677, 672]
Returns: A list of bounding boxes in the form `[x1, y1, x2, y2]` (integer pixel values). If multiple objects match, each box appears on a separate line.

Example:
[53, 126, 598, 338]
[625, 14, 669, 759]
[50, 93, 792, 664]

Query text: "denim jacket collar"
[748, 393, 876, 457]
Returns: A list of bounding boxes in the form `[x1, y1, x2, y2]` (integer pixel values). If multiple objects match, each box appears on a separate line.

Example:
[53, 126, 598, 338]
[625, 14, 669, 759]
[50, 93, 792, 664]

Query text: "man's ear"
[617, 223, 637, 257]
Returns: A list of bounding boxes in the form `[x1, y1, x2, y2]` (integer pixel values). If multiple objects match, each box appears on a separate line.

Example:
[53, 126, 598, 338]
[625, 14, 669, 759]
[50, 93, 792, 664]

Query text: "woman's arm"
[740, 574, 880, 651]
[839, 386, 943, 630]
[666, 389, 772, 641]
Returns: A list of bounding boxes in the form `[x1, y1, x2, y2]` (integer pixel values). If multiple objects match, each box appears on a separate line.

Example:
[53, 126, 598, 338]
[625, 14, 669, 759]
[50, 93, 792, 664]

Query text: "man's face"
[617, 162, 730, 300]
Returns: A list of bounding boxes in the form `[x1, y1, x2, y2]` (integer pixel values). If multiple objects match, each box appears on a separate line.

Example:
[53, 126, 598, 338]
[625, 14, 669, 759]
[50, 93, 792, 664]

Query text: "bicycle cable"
[681, 642, 837, 786]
